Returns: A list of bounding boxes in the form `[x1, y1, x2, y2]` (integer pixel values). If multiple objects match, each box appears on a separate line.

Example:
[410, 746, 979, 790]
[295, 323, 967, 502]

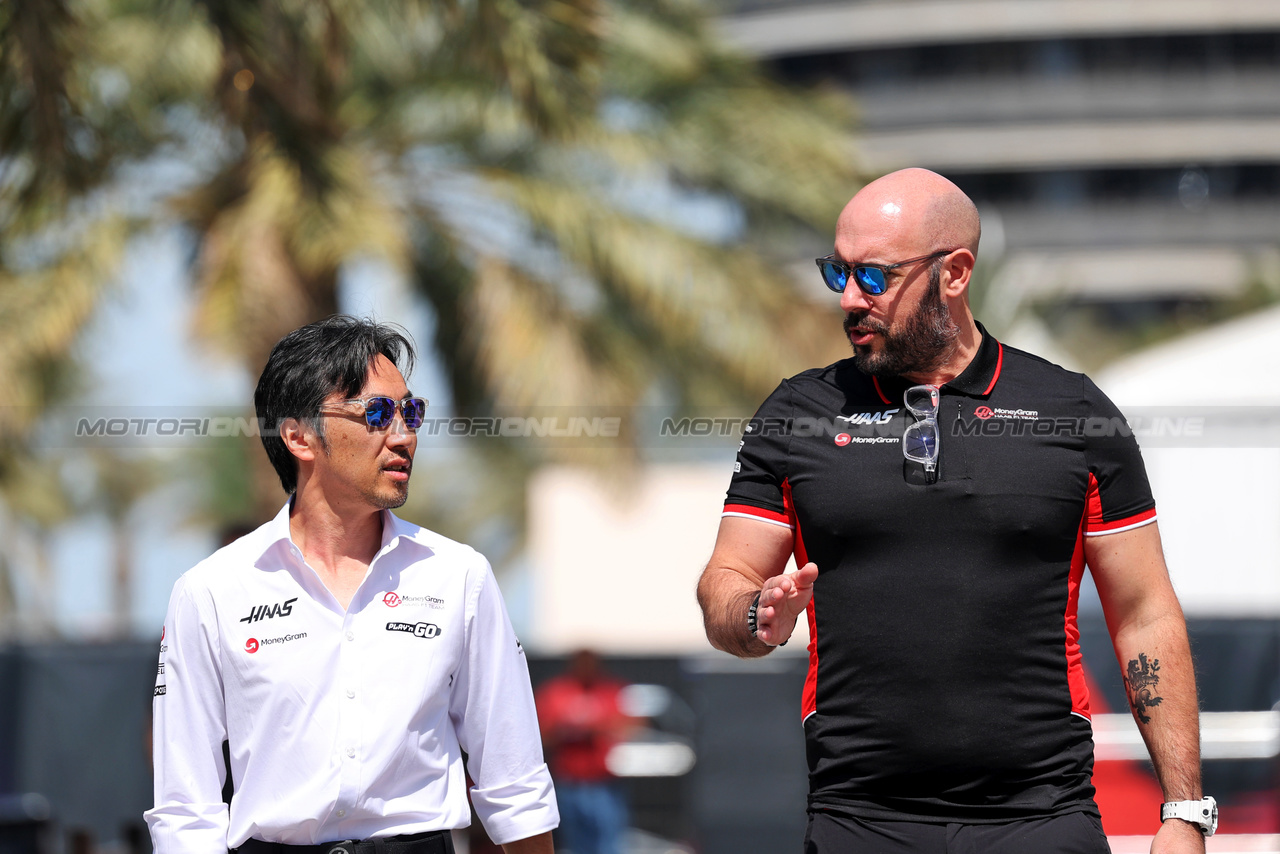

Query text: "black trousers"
[234, 831, 454, 854]
[804, 810, 1110, 854]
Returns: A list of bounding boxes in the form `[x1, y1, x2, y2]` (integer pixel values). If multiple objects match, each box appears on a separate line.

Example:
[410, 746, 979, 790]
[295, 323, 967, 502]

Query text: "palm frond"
[0, 216, 127, 437]
[489, 170, 840, 396]
[0, 0, 111, 224]
[182, 137, 410, 367]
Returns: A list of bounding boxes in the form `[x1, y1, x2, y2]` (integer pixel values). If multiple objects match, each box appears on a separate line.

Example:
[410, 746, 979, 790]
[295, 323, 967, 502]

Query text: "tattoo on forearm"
[1124, 653, 1164, 724]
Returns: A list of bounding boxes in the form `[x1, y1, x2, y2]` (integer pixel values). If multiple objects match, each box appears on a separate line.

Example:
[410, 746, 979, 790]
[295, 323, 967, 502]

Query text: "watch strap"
[747, 591, 786, 647]
[1160, 797, 1217, 836]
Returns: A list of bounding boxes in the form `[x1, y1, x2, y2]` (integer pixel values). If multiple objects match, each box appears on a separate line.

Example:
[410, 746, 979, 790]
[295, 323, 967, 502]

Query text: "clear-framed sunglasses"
[320, 396, 428, 431]
[903, 384, 940, 474]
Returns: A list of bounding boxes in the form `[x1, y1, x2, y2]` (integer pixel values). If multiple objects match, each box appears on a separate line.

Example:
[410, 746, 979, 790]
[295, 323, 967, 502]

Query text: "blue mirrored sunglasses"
[815, 249, 954, 295]
[324, 396, 428, 430]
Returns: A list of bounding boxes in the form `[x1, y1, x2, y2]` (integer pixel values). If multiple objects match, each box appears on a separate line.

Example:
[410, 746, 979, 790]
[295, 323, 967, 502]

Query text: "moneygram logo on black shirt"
[386, 621, 441, 640]
[240, 597, 298, 624]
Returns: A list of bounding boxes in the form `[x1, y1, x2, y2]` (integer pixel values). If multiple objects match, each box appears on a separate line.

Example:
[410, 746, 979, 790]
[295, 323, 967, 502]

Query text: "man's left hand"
[1150, 819, 1207, 854]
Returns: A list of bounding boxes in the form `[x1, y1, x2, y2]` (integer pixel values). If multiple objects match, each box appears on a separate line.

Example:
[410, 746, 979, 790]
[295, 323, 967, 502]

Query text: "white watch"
[1160, 796, 1217, 836]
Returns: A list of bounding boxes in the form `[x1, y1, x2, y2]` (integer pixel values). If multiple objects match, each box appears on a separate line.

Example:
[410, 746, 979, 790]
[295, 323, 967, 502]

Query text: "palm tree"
[4, 0, 864, 563]
[0, 0, 138, 634]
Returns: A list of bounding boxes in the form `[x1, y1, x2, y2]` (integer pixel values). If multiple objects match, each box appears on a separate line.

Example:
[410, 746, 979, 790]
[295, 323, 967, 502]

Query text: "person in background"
[535, 651, 634, 854]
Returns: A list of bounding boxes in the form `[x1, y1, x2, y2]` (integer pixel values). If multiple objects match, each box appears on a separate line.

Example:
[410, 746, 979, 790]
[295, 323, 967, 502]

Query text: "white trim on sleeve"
[1083, 513, 1158, 537]
[721, 511, 795, 530]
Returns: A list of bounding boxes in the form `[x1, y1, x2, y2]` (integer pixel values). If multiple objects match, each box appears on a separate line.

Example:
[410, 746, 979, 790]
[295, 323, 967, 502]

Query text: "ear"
[280, 417, 321, 463]
[941, 248, 976, 299]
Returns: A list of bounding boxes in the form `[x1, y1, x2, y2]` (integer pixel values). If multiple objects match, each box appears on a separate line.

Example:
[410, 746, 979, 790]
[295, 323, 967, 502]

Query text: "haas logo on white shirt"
[240, 598, 298, 624]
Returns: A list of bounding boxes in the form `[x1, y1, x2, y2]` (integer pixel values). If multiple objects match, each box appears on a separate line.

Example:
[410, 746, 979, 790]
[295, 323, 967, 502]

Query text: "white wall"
[527, 464, 810, 655]
[1095, 305, 1280, 616]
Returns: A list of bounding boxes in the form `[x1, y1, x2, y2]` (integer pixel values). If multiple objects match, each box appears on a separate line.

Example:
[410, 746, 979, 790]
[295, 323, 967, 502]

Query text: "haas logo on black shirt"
[239, 597, 298, 624]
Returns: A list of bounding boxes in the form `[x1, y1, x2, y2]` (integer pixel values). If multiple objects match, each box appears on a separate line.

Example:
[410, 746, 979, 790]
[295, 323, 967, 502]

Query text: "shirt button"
[346, 689, 355, 699]
[346, 631, 354, 641]
[346, 747, 355, 758]
[335, 809, 345, 818]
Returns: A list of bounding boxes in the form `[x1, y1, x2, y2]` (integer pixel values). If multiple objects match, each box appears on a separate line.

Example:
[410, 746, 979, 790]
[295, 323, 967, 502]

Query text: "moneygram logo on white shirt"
[382, 591, 446, 609]
[244, 632, 308, 654]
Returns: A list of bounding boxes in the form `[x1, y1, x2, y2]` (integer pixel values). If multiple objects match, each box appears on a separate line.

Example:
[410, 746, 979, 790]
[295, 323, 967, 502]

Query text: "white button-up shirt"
[145, 503, 558, 853]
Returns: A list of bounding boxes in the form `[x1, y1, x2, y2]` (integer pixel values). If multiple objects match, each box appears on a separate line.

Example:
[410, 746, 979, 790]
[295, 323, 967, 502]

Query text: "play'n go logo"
[386, 621, 441, 640]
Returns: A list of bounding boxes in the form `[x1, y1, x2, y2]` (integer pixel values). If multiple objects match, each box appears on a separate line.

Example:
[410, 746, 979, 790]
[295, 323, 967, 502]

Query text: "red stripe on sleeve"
[722, 504, 793, 527]
[1082, 472, 1157, 534]
[1089, 507, 1158, 534]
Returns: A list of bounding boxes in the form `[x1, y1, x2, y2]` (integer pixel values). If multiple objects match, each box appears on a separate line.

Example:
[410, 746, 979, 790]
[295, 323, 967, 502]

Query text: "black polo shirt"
[723, 327, 1156, 822]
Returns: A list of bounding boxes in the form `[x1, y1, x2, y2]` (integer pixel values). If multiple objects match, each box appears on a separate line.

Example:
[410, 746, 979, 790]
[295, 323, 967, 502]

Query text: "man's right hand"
[697, 515, 807, 657]
[754, 562, 819, 646]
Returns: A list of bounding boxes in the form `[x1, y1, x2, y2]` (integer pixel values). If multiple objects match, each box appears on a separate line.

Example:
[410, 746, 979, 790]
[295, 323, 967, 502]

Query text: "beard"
[843, 262, 960, 377]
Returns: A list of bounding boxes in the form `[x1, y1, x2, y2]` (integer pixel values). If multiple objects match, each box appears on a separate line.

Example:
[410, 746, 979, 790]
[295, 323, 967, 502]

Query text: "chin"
[369, 487, 410, 511]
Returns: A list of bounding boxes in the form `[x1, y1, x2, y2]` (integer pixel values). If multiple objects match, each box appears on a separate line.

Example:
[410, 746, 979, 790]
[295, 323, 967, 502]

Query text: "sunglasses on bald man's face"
[815, 249, 954, 295]
[321, 396, 428, 431]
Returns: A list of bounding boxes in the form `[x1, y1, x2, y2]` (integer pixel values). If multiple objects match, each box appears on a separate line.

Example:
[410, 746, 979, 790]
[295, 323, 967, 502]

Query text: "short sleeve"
[1081, 375, 1157, 536]
[723, 381, 795, 529]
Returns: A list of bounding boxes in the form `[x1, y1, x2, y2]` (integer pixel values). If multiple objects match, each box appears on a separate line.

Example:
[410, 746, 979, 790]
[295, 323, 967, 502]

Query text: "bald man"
[697, 169, 1210, 853]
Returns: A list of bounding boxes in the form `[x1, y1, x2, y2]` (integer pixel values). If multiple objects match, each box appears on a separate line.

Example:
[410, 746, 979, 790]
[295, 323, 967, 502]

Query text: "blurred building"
[718, 0, 1280, 329]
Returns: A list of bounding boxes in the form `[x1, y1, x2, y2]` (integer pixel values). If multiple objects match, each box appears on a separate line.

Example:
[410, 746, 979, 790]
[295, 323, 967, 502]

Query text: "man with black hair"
[147, 317, 557, 854]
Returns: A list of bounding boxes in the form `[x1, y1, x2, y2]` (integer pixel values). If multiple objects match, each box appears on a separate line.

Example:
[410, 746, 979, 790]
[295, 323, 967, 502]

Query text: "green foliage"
[1, 0, 864, 557]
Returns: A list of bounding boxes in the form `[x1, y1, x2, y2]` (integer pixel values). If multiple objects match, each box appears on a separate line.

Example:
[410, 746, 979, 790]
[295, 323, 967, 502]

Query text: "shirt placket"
[939, 390, 971, 481]
[332, 596, 365, 824]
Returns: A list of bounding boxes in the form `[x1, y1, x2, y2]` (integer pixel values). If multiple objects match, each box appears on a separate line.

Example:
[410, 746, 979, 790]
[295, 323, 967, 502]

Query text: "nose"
[386, 411, 416, 452]
[840, 280, 874, 313]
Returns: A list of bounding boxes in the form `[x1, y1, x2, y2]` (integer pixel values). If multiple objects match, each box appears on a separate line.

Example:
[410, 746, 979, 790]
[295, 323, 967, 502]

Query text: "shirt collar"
[253, 498, 431, 566]
[868, 321, 1004, 404]
[942, 321, 1004, 398]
